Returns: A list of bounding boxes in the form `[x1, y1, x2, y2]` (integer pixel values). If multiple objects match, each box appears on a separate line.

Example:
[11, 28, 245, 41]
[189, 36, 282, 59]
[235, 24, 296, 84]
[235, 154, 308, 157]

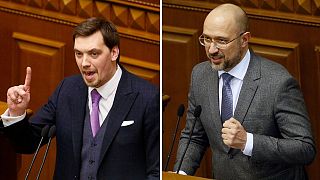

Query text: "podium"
[163, 172, 212, 180]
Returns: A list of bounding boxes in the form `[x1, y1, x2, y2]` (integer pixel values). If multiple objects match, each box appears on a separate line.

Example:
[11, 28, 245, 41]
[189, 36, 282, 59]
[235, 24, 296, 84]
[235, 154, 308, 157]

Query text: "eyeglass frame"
[198, 32, 246, 49]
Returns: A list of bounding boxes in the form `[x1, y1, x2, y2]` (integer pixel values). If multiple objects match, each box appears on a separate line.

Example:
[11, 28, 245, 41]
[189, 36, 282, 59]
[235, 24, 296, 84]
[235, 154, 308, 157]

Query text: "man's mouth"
[209, 54, 224, 64]
[83, 71, 96, 81]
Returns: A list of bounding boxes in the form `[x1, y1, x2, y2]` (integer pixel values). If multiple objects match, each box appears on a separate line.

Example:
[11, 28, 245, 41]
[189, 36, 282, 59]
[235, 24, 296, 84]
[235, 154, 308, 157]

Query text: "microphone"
[25, 125, 50, 180]
[176, 105, 202, 174]
[36, 125, 56, 180]
[164, 104, 185, 171]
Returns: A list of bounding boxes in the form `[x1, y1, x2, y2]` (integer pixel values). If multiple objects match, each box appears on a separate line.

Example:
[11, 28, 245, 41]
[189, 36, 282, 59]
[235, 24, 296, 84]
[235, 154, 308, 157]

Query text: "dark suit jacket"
[174, 51, 316, 180]
[2, 66, 160, 180]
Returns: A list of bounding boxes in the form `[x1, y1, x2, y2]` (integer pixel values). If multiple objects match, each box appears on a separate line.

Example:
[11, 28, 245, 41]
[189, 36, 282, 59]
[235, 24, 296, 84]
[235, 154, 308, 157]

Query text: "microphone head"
[177, 104, 185, 117]
[41, 125, 50, 137]
[48, 125, 56, 138]
[194, 105, 202, 118]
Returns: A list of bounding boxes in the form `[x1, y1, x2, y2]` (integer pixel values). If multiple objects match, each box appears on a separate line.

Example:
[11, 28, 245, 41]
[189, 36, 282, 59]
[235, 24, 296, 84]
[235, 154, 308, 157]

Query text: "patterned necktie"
[221, 73, 234, 122]
[91, 89, 102, 137]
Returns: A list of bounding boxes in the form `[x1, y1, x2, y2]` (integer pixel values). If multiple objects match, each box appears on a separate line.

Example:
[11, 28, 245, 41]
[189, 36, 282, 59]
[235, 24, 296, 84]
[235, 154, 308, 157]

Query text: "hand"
[7, 67, 32, 116]
[221, 118, 247, 150]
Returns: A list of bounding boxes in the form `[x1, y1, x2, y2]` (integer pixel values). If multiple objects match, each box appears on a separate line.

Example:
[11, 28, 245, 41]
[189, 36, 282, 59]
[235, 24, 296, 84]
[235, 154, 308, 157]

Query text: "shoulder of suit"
[58, 74, 85, 89]
[193, 61, 211, 72]
[254, 56, 296, 85]
[191, 61, 213, 78]
[61, 74, 83, 83]
[259, 57, 290, 75]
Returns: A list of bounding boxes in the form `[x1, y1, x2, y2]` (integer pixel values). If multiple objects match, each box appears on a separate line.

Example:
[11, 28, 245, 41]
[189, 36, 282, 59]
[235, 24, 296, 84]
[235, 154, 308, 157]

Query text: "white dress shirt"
[218, 49, 253, 156]
[88, 65, 122, 126]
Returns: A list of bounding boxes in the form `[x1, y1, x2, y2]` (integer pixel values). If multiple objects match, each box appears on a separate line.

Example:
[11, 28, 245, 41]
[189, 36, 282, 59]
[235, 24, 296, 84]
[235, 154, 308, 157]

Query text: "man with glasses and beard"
[174, 3, 315, 180]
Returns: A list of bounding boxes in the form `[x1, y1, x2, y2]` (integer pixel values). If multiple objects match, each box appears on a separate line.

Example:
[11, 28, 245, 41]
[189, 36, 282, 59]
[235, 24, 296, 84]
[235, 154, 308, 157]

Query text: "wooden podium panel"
[163, 172, 212, 180]
[0, 101, 7, 113]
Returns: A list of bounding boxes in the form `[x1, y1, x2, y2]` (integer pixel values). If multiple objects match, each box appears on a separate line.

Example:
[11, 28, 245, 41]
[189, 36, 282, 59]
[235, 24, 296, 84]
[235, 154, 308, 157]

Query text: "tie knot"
[221, 73, 233, 84]
[91, 89, 102, 104]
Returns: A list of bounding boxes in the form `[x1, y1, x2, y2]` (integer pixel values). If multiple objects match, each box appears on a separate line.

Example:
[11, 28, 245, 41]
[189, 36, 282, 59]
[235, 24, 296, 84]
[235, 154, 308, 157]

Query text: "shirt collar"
[89, 64, 122, 99]
[218, 49, 250, 80]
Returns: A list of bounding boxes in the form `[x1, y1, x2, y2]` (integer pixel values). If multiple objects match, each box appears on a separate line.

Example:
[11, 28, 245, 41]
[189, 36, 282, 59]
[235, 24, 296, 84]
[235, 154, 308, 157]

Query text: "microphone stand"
[176, 105, 201, 173]
[25, 125, 50, 180]
[36, 125, 56, 180]
[164, 104, 185, 171]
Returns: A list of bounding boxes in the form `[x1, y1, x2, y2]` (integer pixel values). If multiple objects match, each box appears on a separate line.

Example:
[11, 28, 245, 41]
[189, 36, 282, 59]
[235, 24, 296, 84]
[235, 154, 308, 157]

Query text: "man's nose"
[208, 42, 219, 54]
[82, 55, 91, 67]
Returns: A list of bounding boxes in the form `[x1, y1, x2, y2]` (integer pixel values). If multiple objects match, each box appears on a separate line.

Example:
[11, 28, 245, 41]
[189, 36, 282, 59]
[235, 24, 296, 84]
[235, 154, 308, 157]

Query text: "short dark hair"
[73, 17, 120, 63]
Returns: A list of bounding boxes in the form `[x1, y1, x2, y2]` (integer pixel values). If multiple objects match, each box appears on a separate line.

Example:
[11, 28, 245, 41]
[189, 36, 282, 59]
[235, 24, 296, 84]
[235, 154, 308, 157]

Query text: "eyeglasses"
[199, 32, 246, 49]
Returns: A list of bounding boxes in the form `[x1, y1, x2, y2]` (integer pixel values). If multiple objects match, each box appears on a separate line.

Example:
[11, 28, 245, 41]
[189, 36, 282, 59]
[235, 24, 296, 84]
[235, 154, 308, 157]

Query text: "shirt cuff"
[1, 109, 27, 127]
[242, 132, 253, 156]
[177, 171, 187, 175]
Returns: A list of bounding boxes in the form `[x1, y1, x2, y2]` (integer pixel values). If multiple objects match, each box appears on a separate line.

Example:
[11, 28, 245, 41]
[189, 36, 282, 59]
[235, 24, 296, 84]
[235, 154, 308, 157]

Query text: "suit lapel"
[206, 65, 231, 153]
[203, 63, 233, 153]
[234, 51, 261, 124]
[205, 64, 222, 131]
[98, 68, 138, 166]
[70, 77, 88, 172]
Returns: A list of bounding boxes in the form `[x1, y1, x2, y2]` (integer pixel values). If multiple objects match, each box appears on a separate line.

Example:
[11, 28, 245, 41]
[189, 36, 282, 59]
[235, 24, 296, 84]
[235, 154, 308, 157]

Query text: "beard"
[211, 60, 226, 71]
[208, 52, 226, 71]
[208, 47, 242, 71]
[211, 55, 241, 71]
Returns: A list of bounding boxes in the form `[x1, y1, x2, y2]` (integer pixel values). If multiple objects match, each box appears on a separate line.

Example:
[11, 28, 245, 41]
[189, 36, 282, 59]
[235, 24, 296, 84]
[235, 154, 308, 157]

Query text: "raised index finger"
[24, 67, 32, 90]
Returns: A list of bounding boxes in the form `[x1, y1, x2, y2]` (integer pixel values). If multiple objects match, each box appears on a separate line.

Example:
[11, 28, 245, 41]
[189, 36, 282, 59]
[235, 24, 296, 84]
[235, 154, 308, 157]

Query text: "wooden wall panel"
[10, 33, 64, 179]
[163, 0, 320, 179]
[313, 45, 320, 177]
[0, 0, 159, 179]
[163, 25, 213, 177]
[9, 33, 64, 179]
[12, 32, 65, 109]
[250, 37, 300, 82]
[121, 56, 160, 85]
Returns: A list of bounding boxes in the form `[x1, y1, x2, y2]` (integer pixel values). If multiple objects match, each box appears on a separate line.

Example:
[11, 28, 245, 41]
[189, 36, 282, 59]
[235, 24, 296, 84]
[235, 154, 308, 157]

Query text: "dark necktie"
[91, 89, 102, 137]
[221, 73, 234, 122]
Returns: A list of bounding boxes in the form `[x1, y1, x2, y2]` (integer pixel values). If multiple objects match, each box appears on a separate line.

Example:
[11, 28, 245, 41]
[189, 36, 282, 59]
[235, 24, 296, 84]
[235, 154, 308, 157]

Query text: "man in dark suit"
[1, 17, 159, 179]
[174, 4, 315, 180]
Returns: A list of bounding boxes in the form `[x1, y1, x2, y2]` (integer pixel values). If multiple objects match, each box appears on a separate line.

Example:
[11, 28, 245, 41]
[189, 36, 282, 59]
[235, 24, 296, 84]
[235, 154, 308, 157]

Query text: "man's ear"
[111, 46, 119, 62]
[241, 32, 251, 47]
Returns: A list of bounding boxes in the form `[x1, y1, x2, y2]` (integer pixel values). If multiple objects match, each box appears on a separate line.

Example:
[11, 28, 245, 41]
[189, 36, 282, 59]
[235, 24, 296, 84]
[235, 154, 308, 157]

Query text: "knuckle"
[227, 134, 233, 140]
[230, 129, 236, 135]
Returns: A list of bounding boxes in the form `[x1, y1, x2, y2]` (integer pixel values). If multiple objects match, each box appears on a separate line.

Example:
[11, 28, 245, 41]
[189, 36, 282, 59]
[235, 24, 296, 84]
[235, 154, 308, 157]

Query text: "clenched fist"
[221, 118, 247, 150]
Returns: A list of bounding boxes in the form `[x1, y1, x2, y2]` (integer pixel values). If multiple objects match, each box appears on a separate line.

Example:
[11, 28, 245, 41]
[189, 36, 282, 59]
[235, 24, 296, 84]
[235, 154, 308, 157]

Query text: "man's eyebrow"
[73, 48, 101, 52]
[202, 33, 226, 39]
[88, 48, 102, 53]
